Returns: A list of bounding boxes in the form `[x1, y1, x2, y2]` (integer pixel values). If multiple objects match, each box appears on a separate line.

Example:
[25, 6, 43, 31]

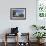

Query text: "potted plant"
[33, 32, 46, 43]
[32, 25, 46, 43]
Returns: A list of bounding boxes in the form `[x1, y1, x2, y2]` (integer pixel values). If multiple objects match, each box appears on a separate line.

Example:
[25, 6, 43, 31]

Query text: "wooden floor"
[0, 42, 46, 46]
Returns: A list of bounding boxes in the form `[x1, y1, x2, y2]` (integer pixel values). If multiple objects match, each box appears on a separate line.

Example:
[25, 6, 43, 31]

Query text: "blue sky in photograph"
[15, 10, 24, 13]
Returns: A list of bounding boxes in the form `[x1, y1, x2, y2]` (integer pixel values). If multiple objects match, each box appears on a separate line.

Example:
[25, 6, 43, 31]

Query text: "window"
[37, 0, 46, 18]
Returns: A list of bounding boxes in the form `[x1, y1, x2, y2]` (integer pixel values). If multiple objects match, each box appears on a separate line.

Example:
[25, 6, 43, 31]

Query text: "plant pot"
[40, 38, 45, 43]
[37, 39, 40, 43]
[37, 39, 45, 44]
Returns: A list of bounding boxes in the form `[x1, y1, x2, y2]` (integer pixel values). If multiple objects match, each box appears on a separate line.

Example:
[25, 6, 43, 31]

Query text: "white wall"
[0, 0, 37, 42]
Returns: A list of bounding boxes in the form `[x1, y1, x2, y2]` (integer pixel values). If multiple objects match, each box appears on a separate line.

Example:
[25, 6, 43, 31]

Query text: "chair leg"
[4, 41, 7, 46]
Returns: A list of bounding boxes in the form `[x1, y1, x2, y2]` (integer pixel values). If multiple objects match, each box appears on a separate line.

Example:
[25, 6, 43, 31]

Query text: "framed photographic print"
[10, 8, 26, 20]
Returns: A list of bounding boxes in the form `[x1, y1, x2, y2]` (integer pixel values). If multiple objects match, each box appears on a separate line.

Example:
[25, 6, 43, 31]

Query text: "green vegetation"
[33, 32, 46, 40]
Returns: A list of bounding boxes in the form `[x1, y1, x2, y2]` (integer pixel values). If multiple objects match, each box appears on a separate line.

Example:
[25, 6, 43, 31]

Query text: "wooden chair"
[4, 33, 18, 46]
[18, 33, 30, 46]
